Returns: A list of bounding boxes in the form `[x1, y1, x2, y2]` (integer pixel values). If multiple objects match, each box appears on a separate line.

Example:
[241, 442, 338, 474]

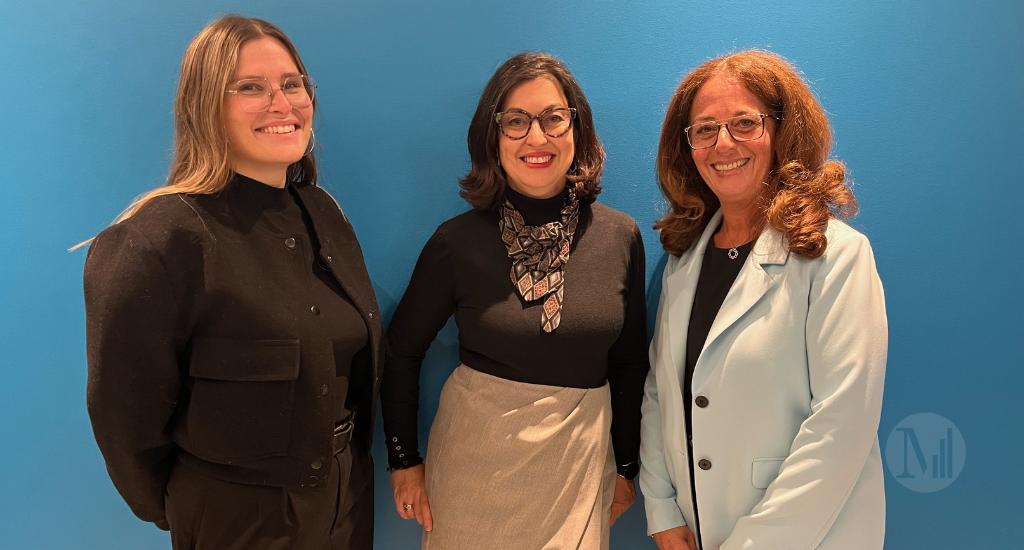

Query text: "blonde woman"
[83, 15, 382, 549]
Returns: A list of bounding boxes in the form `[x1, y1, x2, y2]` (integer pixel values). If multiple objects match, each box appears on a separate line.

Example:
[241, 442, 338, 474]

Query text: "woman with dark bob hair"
[380, 52, 650, 549]
[639, 50, 886, 550]
[84, 15, 382, 549]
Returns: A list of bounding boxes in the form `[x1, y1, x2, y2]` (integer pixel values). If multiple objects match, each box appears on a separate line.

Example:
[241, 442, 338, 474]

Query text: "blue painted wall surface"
[1, 1, 1021, 548]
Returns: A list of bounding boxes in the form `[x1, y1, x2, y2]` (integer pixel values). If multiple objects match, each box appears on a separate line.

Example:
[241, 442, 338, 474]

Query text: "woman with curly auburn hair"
[639, 50, 887, 550]
[380, 52, 649, 549]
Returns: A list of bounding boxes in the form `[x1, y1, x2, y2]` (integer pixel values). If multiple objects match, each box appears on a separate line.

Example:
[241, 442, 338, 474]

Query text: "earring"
[305, 129, 316, 156]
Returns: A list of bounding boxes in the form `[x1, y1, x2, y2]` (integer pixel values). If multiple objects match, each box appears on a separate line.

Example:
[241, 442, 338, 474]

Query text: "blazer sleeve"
[84, 222, 188, 524]
[722, 230, 888, 550]
[638, 262, 689, 535]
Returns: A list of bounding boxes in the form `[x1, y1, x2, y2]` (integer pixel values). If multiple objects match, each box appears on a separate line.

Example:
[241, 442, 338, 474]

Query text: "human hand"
[652, 525, 697, 550]
[609, 476, 636, 526]
[390, 464, 433, 531]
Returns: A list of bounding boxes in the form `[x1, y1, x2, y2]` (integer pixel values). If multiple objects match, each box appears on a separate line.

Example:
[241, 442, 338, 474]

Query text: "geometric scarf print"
[498, 188, 580, 333]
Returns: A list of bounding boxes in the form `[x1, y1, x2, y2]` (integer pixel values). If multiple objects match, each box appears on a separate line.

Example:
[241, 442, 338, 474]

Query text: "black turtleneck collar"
[505, 185, 570, 226]
[231, 173, 293, 213]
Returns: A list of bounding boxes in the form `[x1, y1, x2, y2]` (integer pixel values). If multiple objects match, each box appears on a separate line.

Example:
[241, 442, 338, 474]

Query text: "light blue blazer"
[639, 210, 887, 550]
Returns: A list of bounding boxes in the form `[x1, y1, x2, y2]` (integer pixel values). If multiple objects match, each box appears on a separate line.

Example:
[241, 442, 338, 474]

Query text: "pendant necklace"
[722, 223, 740, 260]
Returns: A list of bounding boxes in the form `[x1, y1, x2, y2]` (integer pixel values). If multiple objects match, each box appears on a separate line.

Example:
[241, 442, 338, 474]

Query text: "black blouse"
[380, 191, 649, 470]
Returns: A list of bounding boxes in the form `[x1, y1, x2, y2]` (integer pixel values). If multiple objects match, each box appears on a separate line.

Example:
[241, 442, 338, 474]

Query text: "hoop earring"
[305, 129, 316, 156]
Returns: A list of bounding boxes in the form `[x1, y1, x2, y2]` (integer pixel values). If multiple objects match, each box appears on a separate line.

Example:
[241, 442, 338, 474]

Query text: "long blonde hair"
[87, 15, 318, 241]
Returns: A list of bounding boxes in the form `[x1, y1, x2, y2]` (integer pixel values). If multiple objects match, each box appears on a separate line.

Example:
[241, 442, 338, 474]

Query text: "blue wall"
[1, 1, 1021, 548]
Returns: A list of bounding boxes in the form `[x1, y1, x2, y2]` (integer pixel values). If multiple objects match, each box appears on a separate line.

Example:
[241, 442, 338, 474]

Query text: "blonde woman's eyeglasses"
[226, 75, 316, 113]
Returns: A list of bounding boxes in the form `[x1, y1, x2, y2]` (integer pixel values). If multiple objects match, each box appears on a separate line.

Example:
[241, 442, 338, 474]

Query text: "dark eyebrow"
[501, 103, 567, 114]
[690, 110, 758, 124]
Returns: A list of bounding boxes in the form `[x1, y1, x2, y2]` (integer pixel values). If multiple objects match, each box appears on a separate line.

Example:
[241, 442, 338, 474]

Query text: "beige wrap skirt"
[422, 365, 616, 550]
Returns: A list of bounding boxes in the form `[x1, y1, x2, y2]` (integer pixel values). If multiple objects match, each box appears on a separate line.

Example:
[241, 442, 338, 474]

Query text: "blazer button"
[320, 385, 329, 396]
[695, 396, 709, 408]
[698, 459, 712, 471]
[310, 305, 321, 316]
[308, 476, 319, 487]
[284, 237, 296, 249]
[325, 254, 332, 262]
[311, 460, 323, 470]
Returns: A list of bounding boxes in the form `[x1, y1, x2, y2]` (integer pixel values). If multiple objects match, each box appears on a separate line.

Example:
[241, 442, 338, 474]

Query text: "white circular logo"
[884, 413, 965, 493]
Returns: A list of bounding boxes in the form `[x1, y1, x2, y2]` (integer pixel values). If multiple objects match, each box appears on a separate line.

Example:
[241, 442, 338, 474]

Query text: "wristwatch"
[617, 461, 639, 480]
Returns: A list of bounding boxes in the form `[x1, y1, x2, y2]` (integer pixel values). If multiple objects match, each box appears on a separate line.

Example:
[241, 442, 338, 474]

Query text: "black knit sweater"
[380, 192, 649, 470]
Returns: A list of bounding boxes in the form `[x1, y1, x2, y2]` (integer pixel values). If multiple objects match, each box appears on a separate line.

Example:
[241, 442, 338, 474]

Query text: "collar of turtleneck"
[504, 185, 570, 226]
[231, 173, 293, 213]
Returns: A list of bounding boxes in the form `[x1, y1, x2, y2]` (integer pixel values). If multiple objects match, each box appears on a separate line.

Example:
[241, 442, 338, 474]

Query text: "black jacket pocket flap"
[189, 338, 300, 381]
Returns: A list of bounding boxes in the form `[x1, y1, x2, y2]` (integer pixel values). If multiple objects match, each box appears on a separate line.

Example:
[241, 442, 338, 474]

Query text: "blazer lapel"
[292, 185, 375, 317]
[692, 223, 790, 389]
[662, 211, 723, 383]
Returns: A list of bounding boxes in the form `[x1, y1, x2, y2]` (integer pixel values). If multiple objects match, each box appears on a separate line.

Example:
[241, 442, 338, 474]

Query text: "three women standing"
[380, 53, 650, 549]
[85, 16, 381, 550]
[84, 18, 886, 550]
[639, 51, 887, 550]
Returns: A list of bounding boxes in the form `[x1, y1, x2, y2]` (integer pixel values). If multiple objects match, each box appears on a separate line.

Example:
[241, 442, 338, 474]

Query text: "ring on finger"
[404, 503, 413, 511]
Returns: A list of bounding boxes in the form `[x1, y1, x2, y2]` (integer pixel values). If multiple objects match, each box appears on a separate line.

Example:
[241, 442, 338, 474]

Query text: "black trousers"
[164, 441, 373, 550]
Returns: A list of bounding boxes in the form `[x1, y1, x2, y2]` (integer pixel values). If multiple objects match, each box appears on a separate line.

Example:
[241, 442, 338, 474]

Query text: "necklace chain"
[722, 222, 743, 260]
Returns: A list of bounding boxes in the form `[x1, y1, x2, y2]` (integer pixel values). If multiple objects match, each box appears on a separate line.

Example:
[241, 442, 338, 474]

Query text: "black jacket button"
[698, 459, 712, 470]
[284, 237, 296, 248]
[320, 385, 329, 396]
[695, 396, 709, 408]
[308, 476, 319, 487]
[310, 305, 320, 316]
[311, 460, 323, 470]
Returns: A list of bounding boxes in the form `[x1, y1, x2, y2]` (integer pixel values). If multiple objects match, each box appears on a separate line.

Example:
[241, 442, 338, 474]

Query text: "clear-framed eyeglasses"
[225, 75, 316, 113]
[684, 113, 776, 150]
[495, 107, 577, 140]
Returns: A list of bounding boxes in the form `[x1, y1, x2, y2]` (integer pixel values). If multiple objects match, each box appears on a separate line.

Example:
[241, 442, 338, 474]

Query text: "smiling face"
[689, 75, 774, 213]
[223, 37, 313, 187]
[498, 76, 575, 199]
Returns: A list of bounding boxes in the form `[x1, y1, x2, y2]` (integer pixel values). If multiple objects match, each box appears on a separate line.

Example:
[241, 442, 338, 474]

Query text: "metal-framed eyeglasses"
[225, 75, 317, 113]
[684, 113, 776, 150]
[495, 107, 577, 140]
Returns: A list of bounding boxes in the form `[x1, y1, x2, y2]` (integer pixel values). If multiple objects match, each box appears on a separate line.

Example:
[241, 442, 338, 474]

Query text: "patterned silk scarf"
[499, 188, 580, 333]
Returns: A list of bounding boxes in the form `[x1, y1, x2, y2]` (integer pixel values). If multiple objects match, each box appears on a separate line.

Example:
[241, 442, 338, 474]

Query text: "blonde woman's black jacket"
[83, 180, 384, 524]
